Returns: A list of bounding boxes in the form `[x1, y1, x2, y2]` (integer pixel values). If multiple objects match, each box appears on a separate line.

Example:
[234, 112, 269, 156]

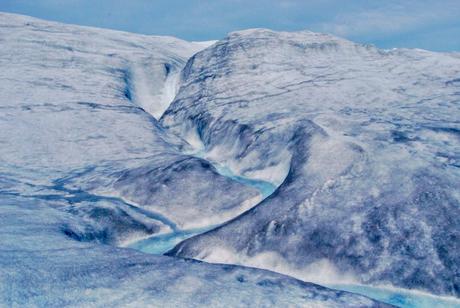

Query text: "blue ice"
[329, 284, 460, 308]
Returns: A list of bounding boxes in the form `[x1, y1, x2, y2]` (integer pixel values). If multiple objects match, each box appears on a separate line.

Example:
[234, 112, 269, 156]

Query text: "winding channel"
[118, 97, 460, 307]
[127, 156, 276, 255]
[124, 155, 460, 307]
[126, 161, 459, 307]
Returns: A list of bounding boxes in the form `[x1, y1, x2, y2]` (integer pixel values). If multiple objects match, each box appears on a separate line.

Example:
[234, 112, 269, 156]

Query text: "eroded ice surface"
[164, 29, 460, 297]
[0, 11, 261, 240]
[0, 12, 392, 307]
[1, 194, 390, 307]
[1, 11, 458, 307]
[126, 160, 276, 255]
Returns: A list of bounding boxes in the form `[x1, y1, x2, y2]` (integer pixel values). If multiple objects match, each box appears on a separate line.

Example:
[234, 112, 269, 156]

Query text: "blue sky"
[1, 0, 459, 51]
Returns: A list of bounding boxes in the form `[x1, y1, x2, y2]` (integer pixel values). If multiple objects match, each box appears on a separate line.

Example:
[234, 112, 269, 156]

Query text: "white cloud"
[316, 1, 460, 39]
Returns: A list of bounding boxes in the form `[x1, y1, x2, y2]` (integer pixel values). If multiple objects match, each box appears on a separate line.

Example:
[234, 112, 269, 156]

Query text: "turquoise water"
[128, 149, 460, 306]
[128, 226, 216, 255]
[189, 148, 277, 199]
[127, 154, 460, 307]
[329, 284, 460, 308]
[212, 163, 276, 199]
[128, 157, 277, 256]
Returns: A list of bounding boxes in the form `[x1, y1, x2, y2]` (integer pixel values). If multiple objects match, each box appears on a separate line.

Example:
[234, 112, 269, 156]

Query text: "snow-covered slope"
[163, 29, 460, 297]
[0, 13, 391, 307]
[0, 12, 262, 238]
[2, 11, 458, 306]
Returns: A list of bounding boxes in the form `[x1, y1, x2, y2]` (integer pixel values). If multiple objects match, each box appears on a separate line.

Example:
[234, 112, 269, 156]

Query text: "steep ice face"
[0, 13, 387, 307]
[0, 13, 210, 118]
[0, 12, 259, 240]
[163, 29, 460, 296]
[0, 12, 194, 177]
[1, 11, 457, 306]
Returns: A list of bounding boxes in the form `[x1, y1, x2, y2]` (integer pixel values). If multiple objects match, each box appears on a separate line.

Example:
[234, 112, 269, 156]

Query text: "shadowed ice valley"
[1, 12, 459, 308]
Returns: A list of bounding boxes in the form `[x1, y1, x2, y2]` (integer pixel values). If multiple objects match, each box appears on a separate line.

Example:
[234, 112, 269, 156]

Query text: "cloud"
[319, 11, 422, 37]
[315, 0, 460, 40]
[0, 0, 459, 51]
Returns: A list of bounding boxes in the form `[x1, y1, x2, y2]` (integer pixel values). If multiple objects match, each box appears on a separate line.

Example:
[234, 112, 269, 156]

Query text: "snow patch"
[127, 62, 182, 119]
[196, 246, 359, 286]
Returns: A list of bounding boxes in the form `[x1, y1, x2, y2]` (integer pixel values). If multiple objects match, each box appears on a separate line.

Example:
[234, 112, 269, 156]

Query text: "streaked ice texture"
[1, 195, 387, 307]
[164, 29, 460, 297]
[0, 10, 260, 241]
[0, 12, 389, 307]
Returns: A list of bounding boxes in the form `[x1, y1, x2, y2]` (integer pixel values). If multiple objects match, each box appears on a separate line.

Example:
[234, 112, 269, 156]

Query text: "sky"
[0, 0, 459, 51]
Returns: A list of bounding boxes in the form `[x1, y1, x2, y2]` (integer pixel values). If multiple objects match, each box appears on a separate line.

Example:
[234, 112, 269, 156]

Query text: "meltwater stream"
[125, 155, 460, 308]
[127, 225, 216, 255]
[328, 284, 460, 308]
[127, 157, 276, 255]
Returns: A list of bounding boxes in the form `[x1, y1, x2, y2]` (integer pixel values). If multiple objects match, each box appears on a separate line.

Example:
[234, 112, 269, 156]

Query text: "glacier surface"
[0, 12, 390, 307]
[163, 29, 460, 297]
[1, 11, 460, 307]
